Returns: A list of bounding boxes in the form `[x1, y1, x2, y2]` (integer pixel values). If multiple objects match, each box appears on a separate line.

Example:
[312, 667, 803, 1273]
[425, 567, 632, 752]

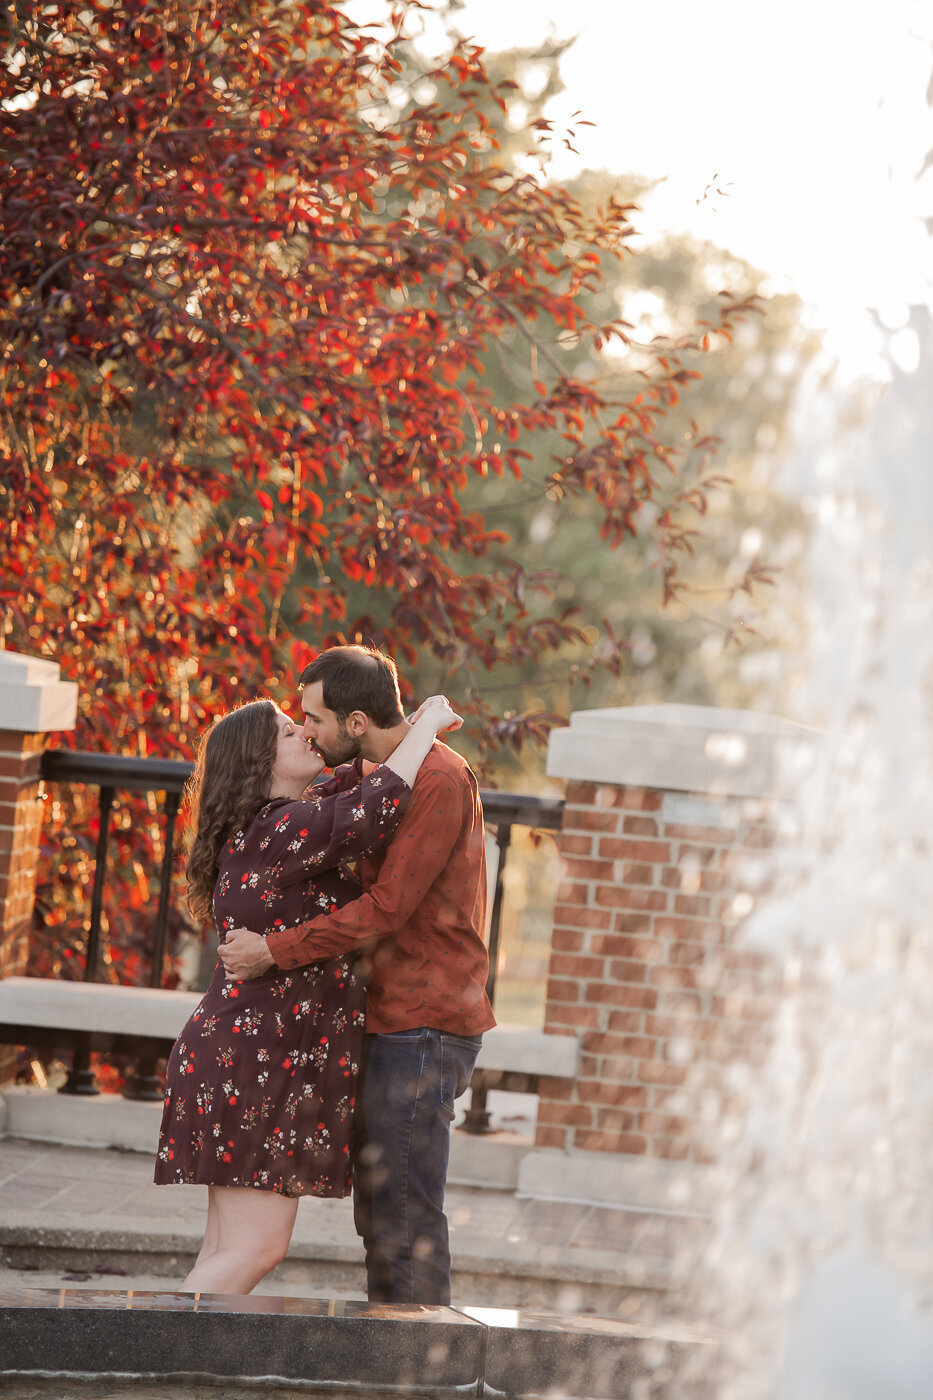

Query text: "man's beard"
[316, 722, 362, 767]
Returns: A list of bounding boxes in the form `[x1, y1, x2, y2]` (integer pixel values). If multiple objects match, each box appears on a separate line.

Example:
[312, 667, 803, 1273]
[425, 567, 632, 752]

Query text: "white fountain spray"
[678, 309, 933, 1399]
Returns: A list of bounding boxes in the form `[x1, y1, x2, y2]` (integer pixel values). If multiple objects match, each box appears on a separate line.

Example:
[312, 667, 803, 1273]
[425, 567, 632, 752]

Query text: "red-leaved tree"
[1, 0, 758, 983]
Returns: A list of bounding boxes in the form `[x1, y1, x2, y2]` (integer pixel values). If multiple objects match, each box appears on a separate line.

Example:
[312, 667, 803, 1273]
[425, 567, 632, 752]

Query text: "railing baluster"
[85, 785, 115, 986]
[147, 789, 181, 992]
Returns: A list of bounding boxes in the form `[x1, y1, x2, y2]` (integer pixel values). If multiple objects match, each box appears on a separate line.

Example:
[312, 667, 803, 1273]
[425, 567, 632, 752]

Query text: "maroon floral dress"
[155, 765, 409, 1198]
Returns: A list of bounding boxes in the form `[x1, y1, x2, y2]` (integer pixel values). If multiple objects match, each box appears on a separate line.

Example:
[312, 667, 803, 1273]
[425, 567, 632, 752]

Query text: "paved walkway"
[0, 1133, 706, 1322]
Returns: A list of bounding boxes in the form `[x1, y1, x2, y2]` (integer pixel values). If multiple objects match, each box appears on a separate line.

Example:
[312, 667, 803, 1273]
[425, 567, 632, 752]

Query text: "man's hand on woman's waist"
[218, 928, 275, 981]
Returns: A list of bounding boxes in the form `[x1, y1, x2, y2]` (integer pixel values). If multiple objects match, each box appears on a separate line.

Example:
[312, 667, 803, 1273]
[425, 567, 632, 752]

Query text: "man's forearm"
[265, 882, 413, 969]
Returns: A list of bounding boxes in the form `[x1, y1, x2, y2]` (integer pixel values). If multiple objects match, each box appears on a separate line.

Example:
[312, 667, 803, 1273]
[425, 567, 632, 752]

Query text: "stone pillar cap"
[0, 650, 78, 735]
[0, 653, 61, 685]
[547, 702, 826, 799]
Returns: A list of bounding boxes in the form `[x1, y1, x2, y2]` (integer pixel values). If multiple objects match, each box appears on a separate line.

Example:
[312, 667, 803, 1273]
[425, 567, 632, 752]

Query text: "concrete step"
[0, 1210, 673, 1319]
[0, 1261, 365, 1302]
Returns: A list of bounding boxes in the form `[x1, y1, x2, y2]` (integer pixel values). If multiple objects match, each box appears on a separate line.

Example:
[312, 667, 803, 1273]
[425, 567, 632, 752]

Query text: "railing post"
[84, 786, 115, 986]
[124, 790, 181, 1101]
[59, 783, 116, 1096]
[484, 823, 512, 1009]
[461, 821, 512, 1136]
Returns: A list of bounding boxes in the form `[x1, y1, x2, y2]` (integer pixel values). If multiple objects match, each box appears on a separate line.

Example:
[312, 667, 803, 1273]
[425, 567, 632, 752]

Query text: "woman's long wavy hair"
[185, 700, 280, 922]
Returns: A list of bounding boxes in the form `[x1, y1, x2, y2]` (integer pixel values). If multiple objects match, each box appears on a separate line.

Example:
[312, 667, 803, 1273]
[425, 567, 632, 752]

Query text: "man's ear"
[345, 710, 370, 737]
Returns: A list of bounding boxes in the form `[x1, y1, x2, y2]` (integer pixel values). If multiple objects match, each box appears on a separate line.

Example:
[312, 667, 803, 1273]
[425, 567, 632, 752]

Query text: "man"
[219, 645, 494, 1305]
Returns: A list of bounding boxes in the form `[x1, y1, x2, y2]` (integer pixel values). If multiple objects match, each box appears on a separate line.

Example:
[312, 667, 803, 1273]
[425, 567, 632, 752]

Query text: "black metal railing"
[40, 749, 191, 1099]
[38, 749, 564, 1126]
[463, 788, 564, 1133]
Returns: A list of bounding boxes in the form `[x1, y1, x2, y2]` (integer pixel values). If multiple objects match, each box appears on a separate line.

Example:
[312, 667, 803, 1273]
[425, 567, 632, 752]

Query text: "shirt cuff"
[265, 923, 311, 969]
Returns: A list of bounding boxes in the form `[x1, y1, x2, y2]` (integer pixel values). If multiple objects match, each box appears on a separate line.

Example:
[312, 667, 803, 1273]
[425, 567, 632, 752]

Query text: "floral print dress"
[155, 764, 409, 1198]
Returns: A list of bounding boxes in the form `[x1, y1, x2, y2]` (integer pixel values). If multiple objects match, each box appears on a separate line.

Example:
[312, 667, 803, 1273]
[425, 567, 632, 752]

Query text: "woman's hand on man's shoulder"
[408, 694, 462, 733]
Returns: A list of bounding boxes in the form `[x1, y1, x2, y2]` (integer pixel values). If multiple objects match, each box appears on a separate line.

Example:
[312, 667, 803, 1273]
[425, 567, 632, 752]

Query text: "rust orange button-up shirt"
[265, 742, 496, 1037]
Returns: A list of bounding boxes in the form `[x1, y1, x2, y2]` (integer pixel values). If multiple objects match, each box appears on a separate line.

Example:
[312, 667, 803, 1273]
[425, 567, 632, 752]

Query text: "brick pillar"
[0, 730, 47, 980]
[0, 653, 78, 1081]
[522, 704, 821, 1205]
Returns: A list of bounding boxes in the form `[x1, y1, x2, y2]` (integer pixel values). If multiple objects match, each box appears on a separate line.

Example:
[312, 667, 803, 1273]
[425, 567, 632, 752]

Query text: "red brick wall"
[0, 730, 47, 1081]
[537, 779, 782, 1163]
[0, 730, 46, 976]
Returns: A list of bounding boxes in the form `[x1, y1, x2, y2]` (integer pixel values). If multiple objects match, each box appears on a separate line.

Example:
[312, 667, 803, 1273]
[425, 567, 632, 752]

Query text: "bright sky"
[346, 0, 933, 383]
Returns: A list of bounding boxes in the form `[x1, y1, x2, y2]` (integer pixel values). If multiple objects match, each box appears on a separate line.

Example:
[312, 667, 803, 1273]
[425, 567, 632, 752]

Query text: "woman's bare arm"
[380, 695, 461, 787]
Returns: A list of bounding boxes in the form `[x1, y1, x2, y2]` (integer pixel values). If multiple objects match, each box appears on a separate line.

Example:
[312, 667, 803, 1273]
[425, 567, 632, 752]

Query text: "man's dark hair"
[299, 645, 405, 728]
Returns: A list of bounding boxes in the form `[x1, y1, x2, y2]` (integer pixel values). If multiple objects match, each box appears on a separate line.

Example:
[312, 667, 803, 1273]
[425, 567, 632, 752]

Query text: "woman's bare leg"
[189, 1187, 220, 1273]
[182, 1185, 299, 1294]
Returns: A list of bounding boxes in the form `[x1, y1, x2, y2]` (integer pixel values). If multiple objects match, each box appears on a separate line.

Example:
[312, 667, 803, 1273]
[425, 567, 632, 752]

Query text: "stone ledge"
[0, 979, 578, 1080]
[477, 1024, 579, 1078]
[0, 1288, 714, 1398]
[0, 978, 200, 1040]
[547, 702, 825, 799]
[517, 1149, 734, 1216]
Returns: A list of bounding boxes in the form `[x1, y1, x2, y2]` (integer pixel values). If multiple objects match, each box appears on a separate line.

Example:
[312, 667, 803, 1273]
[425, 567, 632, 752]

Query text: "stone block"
[476, 1022, 580, 1077]
[0, 1290, 484, 1392]
[547, 703, 823, 800]
[479, 1308, 713, 1398]
[0, 653, 77, 735]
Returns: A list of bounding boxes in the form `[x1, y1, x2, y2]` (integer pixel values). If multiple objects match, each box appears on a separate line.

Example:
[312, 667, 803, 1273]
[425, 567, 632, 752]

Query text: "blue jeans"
[352, 1027, 483, 1304]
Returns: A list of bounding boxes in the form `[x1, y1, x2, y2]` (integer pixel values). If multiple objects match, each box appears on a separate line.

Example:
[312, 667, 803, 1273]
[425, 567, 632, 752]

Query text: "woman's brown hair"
[185, 700, 280, 922]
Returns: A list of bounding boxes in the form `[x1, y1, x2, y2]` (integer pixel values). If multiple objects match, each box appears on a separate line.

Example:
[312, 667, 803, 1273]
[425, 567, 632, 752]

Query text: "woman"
[154, 693, 460, 1294]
